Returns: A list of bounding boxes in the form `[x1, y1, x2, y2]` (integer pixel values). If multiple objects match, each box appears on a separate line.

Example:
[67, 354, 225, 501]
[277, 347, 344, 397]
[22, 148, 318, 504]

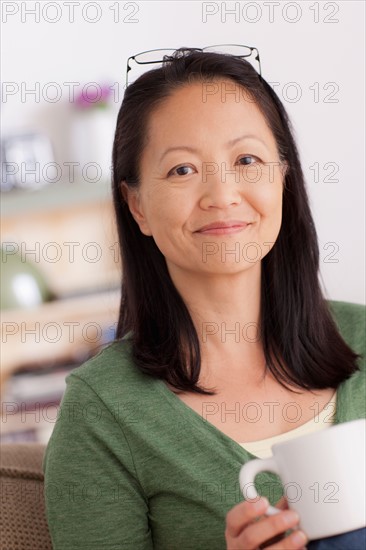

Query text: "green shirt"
[43, 300, 366, 549]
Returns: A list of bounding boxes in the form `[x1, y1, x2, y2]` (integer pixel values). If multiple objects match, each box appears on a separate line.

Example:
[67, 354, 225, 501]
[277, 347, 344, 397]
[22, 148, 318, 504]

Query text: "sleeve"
[42, 373, 153, 550]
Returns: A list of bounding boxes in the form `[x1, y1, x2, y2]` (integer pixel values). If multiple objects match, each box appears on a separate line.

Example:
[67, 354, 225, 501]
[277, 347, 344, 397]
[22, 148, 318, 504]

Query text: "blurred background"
[1, 1, 365, 443]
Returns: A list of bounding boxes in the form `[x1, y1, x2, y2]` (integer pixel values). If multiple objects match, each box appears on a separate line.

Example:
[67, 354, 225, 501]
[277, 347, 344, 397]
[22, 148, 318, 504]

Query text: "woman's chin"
[196, 261, 261, 275]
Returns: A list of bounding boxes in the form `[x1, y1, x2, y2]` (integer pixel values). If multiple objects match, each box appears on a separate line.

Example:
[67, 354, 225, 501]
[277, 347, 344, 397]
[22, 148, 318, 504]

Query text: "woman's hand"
[225, 496, 308, 549]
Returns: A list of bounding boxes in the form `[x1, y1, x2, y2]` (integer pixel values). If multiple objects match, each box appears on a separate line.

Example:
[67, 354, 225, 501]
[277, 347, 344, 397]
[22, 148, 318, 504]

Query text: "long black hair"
[111, 48, 360, 395]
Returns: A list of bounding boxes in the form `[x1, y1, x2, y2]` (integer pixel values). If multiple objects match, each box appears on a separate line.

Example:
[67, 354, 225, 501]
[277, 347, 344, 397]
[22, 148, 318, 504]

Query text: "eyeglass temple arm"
[252, 48, 262, 77]
[125, 56, 134, 87]
[126, 55, 168, 86]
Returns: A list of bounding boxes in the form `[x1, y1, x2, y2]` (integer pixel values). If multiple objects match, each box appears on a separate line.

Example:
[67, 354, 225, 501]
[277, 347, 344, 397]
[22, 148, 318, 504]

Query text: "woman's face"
[124, 79, 286, 281]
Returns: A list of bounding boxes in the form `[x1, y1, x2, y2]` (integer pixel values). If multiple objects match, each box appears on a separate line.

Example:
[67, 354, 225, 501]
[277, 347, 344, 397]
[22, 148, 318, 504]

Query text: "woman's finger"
[237, 509, 301, 549]
[266, 529, 308, 549]
[225, 497, 269, 538]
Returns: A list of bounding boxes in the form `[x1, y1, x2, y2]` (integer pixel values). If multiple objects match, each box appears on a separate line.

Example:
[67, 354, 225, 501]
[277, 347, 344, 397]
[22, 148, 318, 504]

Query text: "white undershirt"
[239, 391, 337, 458]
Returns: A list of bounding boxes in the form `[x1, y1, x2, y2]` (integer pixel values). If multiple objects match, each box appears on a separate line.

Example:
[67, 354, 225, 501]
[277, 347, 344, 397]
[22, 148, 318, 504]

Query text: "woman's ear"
[120, 181, 152, 236]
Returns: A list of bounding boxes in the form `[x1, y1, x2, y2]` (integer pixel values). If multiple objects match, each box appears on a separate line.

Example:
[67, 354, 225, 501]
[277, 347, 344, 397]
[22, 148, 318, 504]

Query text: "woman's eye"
[237, 155, 260, 166]
[167, 165, 195, 177]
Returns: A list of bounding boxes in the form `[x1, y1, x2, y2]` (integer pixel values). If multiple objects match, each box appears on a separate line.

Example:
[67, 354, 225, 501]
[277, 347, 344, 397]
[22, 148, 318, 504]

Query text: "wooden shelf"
[1, 181, 121, 298]
[1, 179, 112, 217]
[1, 288, 120, 384]
[0, 180, 127, 447]
[0, 179, 124, 409]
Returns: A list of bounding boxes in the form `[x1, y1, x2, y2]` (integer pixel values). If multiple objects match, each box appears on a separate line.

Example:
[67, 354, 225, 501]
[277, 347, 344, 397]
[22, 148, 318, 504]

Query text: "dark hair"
[111, 48, 360, 395]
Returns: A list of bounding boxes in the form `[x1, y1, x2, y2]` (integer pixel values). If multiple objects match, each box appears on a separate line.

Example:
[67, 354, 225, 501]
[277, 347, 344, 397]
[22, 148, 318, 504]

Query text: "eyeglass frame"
[125, 44, 262, 87]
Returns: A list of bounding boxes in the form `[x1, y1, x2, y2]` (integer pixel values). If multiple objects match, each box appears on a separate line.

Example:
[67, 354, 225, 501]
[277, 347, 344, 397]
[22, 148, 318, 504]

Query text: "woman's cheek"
[245, 181, 283, 213]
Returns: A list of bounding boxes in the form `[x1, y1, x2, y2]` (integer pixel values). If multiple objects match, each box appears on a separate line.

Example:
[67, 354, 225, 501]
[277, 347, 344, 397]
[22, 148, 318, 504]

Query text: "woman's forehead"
[143, 82, 277, 157]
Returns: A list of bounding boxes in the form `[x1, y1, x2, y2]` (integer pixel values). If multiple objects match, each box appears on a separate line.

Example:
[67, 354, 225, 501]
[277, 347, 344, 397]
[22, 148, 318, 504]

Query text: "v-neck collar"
[154, 377, 261, 460]
[154, 375, 342, 460]
[118, 336, 345, 457]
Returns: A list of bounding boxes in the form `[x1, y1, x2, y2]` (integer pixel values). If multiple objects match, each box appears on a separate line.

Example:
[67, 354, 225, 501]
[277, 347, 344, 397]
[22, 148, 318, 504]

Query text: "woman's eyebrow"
[158, 134, 269, 164]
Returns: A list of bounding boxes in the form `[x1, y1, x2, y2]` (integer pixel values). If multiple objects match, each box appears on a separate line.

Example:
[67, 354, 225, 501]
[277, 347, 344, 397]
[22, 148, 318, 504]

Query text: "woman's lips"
[195, 221, 252, 235]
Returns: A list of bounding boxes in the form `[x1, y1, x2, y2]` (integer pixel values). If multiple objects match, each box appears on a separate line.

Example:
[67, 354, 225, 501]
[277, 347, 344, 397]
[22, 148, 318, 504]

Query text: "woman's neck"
[167, 260, 265, 382]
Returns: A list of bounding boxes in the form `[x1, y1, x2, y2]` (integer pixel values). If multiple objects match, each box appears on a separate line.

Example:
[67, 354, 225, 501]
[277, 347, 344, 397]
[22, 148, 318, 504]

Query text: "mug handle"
[239, 457, 281, 516]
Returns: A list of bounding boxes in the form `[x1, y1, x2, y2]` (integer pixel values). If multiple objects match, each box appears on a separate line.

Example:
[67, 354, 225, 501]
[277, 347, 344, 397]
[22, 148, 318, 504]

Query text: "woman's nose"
[199, 161, 242, 209]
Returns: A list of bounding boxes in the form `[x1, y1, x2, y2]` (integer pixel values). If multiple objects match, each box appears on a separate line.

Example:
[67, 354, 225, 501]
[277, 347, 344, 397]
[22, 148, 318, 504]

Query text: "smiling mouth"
[195, 221, 252, 235]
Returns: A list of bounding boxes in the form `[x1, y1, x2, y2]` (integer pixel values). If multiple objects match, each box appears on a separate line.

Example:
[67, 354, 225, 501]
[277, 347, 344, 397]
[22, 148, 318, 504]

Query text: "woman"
[43, 47, 365, 549]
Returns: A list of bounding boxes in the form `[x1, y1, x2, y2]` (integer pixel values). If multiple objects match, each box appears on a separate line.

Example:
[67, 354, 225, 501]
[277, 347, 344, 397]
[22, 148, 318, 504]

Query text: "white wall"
[2, 0, 365, 304]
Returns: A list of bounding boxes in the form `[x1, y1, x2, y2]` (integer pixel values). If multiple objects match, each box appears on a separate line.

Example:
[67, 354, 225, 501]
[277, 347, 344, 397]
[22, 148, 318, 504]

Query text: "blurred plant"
[74, 84, 112, 110]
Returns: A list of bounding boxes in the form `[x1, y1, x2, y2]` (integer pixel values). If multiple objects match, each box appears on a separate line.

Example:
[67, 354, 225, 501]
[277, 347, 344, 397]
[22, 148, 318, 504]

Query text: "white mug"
[239, 418, 366, 540]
